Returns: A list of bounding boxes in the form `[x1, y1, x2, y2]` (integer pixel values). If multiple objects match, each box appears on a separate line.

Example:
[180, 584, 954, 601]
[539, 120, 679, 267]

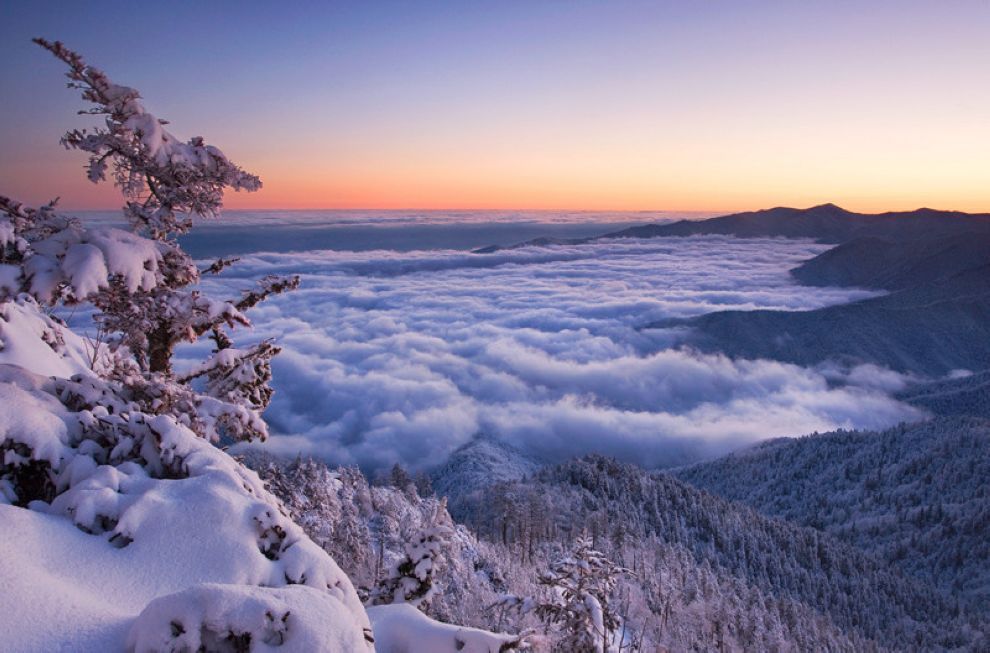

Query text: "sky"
[2, 0, 989, 213]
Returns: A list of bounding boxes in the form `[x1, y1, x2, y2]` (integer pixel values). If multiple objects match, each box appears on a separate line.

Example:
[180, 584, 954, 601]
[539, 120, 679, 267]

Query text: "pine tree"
[368, 505, 453, 611]
[533, 534, 628, 653]
[0, 39, 298, 447]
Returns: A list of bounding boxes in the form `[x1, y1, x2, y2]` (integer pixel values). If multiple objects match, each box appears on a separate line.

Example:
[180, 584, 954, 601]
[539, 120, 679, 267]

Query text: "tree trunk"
[148, 322, 174, 374]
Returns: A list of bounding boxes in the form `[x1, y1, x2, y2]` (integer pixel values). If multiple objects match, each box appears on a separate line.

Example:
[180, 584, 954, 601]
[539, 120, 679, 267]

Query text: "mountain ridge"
[647, 264, 990, 375]
[791, 232, 990, 289]
[471, 204, 990, 253]
[600, 203, 990, 244]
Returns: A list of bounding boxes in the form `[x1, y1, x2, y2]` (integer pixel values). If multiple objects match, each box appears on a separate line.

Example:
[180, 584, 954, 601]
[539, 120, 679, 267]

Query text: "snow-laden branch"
[34, 38, 261, 240]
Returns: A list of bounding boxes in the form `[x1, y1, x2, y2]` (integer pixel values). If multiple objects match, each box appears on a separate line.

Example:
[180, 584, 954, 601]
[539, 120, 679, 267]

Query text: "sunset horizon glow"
[3, 1, 989, 215]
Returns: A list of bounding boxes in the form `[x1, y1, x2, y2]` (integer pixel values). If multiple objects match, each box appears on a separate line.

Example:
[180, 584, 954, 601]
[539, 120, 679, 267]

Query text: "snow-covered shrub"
[0, 364, 373, 649]
[526, 535, 627, 653]
[369, 508, 454, 610]
[128, 583, 369, 653]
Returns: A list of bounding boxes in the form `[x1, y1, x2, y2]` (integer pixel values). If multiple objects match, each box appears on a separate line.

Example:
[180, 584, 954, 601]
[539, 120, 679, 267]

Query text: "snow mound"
[0, 362, 372, 650]
[128, 583, 368, 652]
[368, 604, 524, 653]
[0, 296, 96, 378]
[0, 198, 164, 303]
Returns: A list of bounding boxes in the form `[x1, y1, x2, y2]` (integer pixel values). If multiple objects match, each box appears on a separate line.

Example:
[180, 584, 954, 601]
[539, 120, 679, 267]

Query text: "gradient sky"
[2, 1, 989, 213]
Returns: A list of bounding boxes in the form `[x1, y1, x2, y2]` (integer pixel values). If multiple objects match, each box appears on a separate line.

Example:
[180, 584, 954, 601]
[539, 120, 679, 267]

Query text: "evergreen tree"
[369, 505, 453, 610]
[0, 39, 298, 448]
[533, 534, 627, 653]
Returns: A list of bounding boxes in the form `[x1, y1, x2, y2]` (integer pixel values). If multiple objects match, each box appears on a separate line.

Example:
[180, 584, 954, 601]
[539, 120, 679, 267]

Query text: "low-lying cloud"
[183, 234, 921, 471]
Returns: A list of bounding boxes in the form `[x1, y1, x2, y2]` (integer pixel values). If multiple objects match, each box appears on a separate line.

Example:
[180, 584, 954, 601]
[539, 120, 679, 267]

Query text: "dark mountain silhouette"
[600, 203, 990, 244]
[648, 263, 990, 375]
[791, 232, 990, 289]
[626, 208, 990, 376]
[471, 236, 584, 254]
[472, 204, 990, 253]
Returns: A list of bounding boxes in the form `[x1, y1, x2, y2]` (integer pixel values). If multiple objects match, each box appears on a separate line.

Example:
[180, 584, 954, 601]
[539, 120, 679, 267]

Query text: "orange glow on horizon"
[35, 163, 990, 217]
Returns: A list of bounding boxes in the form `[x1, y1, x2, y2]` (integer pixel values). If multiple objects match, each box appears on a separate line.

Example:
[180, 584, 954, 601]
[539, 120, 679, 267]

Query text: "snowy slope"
[677, 417, 990, 603]
[0, 296, 97, 378]
[367, 604, 520, 653]
[430, 434, 541, 521]
[0, 298, 373, 651]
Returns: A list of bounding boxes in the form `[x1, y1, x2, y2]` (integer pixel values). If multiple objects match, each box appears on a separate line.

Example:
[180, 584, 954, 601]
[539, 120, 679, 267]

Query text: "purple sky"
[2, 1, 989, 212]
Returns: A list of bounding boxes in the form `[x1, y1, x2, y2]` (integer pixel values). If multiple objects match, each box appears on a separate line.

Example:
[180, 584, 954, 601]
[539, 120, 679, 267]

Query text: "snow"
[85, 227, 162, 293]
[0, 370, 71, 483]
[0, 297, 94, 378]
[128, 583, 367, 652]
[62, 242, 109, 299]
[7, 219, 164, 303]
[0, 218, 15, 247]
[368, 604, 522, 653]
[0, 360, 372, 651]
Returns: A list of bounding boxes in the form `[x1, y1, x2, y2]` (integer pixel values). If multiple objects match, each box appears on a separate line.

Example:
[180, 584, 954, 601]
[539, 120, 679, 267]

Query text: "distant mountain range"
[790, 232, 990, 290]
[601, 203, 990, 243]
[617, 206, 990, 376]
[650, 261, 990, 375]
[471, 202, 990, 384]
[473, 204, 990, 253]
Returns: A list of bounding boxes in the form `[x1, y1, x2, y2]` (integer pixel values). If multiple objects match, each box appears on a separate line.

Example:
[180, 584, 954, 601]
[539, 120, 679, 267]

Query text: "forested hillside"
[677, 417, 990, 604]
[256, 453, 990, 651]
[790, 233, 990, 290]
[443, 455, 987, 650]
[897, 371, 990, 419]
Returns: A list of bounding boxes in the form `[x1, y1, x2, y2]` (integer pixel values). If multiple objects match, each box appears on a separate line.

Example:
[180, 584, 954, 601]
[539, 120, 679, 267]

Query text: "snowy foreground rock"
[0, 355, 371, 649]
[368, 604, 522, 653]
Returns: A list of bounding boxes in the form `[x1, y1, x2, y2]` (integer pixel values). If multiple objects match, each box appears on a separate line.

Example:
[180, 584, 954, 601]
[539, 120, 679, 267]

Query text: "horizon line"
[64, 205, 722, 214]
[59, 203, 990, 216]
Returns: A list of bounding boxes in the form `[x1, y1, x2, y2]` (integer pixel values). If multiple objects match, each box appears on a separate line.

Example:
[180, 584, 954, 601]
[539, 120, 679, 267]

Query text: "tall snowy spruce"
[1, 39, 299, 450]
[534, 535, 628, 653]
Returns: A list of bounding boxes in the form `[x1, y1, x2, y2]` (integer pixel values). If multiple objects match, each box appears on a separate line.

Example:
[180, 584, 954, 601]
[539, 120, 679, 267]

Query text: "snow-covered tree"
[0, 38, 559, 652]
[530, 535, 627, 652]
[369, 505, 453, 610]
[0, 39, 298, 448]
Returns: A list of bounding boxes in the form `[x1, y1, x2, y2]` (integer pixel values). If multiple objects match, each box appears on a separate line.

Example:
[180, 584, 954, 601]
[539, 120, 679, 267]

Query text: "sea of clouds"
[174, 228, 928, 472]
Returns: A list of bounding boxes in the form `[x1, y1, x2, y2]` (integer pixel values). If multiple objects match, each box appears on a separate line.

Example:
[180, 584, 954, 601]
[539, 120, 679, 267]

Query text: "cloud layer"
[184, 234, 920, 471]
